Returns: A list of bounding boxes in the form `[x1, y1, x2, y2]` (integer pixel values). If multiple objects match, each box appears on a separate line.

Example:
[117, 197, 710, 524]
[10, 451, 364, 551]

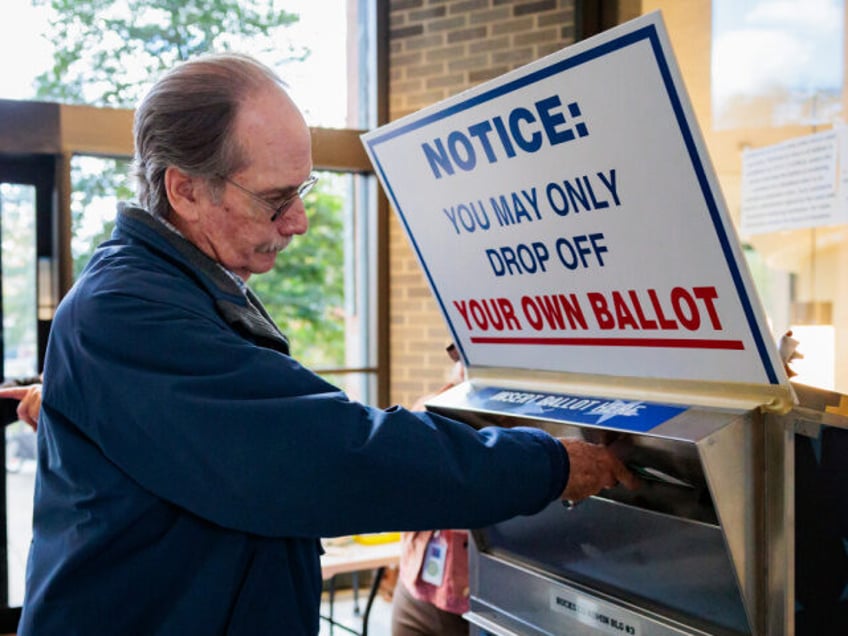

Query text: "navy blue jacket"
[19, 206, 569, 635]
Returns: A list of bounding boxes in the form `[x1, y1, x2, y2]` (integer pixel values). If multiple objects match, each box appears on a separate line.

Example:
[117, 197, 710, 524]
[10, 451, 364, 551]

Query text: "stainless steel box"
[426, 377, 848, 635]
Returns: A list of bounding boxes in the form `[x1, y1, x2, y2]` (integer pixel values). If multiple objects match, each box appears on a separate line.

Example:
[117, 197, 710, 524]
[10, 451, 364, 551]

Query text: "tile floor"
[319, 586, 393, 636]
[1, 587, 394, 636]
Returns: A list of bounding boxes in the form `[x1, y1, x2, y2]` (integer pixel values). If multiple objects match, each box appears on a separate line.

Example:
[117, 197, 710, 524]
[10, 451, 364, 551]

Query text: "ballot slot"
[429, 394, 735, 527]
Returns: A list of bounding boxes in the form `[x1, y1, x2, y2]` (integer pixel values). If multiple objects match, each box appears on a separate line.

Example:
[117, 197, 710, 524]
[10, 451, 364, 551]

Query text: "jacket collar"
[114, 205, 290, 356]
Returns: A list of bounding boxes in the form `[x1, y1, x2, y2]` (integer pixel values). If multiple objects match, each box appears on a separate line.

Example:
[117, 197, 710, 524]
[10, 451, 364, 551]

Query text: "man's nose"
[278, 200, 309, 235]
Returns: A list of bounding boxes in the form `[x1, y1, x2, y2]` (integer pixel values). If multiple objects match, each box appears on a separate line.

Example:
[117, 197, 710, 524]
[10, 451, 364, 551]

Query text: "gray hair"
[132, 53, 286, 219]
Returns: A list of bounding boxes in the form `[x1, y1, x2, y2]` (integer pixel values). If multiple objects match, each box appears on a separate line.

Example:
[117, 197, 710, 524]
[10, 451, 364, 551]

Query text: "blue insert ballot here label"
[464, 386, 686, 432]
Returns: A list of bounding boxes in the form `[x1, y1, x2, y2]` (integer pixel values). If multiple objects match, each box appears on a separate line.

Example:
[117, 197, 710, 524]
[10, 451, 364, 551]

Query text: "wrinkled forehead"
[238, 84, 306, 133]
[235, 85, 312, 174]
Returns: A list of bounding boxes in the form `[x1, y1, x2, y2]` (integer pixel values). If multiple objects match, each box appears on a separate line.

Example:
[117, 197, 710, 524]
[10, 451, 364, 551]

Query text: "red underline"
[469, 336, 745, 350]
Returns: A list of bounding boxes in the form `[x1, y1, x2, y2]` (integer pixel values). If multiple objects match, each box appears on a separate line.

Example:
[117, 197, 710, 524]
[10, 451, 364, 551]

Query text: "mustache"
[257, 237, 292, 254]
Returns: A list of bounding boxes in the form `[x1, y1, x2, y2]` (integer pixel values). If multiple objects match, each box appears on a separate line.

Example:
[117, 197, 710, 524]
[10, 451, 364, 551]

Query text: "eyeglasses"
[220, 173, 318, 222]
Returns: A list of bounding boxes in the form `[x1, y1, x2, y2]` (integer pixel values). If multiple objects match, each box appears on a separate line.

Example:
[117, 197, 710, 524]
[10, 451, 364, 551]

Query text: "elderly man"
[17, 53, 635, 635]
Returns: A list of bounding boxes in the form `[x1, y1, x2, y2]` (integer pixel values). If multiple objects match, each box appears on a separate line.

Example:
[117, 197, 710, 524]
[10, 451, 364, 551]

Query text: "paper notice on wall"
[740, 129, 848, 236]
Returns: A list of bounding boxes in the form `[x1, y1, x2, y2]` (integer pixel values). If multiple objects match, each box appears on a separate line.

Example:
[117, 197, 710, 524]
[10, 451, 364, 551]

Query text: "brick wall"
[387, 0, 581, 409]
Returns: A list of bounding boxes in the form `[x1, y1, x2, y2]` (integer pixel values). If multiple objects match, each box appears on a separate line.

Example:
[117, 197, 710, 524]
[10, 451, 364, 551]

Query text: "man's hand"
[0, 384, 43, 431]
[559, 438, 639, 503]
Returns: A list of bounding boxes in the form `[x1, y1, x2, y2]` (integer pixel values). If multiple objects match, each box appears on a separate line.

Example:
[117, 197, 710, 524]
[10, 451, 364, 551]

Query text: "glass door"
[0, 154, 55, 631]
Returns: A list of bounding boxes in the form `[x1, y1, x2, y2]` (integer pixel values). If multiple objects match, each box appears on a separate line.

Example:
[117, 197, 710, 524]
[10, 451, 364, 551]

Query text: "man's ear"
[164, 166, 202, 222]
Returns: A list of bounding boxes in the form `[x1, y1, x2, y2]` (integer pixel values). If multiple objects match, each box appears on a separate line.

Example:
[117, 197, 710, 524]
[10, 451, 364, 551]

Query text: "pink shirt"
[399, 529, 470, 615]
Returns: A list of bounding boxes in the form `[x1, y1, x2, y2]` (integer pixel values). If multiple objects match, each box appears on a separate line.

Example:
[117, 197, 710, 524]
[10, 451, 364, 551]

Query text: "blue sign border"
[365, 23, 779, 385]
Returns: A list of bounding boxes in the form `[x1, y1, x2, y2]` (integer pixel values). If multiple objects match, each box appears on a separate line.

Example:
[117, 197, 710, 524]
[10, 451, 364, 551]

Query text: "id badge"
[420, 532, 447, 587]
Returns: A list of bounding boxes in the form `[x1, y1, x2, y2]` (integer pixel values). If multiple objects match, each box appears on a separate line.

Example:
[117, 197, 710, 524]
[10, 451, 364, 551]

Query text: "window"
[712, 0, 844, 130]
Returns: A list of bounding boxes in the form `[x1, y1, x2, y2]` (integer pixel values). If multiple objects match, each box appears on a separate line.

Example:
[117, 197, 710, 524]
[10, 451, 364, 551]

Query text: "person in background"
[391, 343, 471, 636]
[11, 53, 636, 635]
[0, 380, 42, 474]
[0, 382, 42, 430]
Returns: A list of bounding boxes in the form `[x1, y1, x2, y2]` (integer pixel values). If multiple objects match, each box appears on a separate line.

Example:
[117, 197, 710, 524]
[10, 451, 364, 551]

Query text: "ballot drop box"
[424, 374, 848, 635]
[361, 10, 848, 635]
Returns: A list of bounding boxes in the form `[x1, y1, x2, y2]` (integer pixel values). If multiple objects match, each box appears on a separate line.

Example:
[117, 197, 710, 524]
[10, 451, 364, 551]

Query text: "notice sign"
[362, 12, 786, 386]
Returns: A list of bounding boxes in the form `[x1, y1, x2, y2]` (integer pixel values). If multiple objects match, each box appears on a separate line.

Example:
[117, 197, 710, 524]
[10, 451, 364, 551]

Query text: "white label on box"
[550, 588, 641, 635]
